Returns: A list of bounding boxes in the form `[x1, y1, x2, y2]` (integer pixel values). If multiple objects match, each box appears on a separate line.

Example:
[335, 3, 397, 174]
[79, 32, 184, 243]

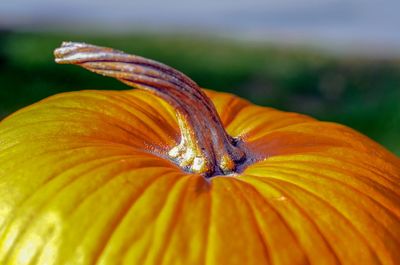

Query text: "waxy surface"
[1, 89, 400, 265]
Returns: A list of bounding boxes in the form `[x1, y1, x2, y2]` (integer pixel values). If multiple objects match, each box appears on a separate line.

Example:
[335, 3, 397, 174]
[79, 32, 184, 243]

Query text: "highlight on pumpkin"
[0, 41, 399, 265]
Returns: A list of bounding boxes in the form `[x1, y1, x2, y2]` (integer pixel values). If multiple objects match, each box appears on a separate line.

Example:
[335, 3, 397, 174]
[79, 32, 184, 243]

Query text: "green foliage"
[0, 31, 399, 155]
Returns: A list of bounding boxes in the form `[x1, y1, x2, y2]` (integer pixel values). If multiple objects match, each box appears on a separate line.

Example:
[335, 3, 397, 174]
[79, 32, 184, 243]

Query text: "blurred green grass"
[1, 31, 399, 155]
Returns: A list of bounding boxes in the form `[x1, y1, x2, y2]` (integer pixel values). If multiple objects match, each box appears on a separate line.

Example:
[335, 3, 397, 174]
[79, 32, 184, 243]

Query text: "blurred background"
[0, 0, 399, 155]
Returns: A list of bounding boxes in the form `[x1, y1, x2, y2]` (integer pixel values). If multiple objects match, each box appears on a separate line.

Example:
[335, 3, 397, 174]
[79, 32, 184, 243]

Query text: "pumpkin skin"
[1, 74, 400, 264]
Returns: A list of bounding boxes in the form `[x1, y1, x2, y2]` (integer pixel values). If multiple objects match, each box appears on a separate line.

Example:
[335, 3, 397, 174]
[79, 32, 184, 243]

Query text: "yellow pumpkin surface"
[0, 88, 399, 265]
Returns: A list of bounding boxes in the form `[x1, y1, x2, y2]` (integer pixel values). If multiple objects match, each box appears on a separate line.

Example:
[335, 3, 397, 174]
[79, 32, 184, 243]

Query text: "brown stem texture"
[54, 42, 246, 177]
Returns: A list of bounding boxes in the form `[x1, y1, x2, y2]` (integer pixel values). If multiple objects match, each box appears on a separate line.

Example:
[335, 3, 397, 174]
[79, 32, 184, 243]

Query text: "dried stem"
[54, 42, 246, 177]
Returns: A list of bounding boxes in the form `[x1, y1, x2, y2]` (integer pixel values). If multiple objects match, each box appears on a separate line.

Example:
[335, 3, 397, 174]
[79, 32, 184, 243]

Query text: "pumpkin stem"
[54, 42, 246, 177]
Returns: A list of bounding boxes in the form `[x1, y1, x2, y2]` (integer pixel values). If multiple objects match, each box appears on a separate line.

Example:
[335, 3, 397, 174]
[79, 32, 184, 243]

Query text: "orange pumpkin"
[0, 42, 399, 265]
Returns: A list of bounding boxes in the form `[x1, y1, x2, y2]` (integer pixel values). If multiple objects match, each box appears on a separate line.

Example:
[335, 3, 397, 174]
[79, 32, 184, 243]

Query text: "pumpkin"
[0, 42, 399, 265]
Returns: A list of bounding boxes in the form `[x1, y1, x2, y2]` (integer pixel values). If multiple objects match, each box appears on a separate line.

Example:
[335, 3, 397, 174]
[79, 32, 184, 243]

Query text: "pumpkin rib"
[0, 154, 133, 263]
[124, 90, 178, 123]
[1, 91, 178, 147]
[0, 142, 173, 216]
[320, 152, 400, 182]
[266, 158, 400, 207]
[251, 176, 383, 265]
[226, 107, 315, 138]
[270, 166, 400, 248]
[256, 165, 400, 239]
[240, 121, 319, 143]
[106, 92, 174, 132]
[244, 119, 319, 138]
[137, 175, 192, 265]
[85, 171, 185, 265]
[203, 180, 213, 265]
[247, 128, 362, 152]
[250, 149, 400, 187]
[257, 166, 400, 252]
[206, 92, 251, 129]
[246, 133, 353, 158]
[283, 123, 397, 164]
[39, 106, 171, 146]
[274, 173, 398, 263]
[164, 175, 212, 264]
[0, 153, 147, 227]
[258, 163, 400, 219]
[203, 180, 218, 265]
[229, 180, 273, 265]
[88, 91, 178, 141]
[6, 145, 168, 188]
[34, 169, 181, 264]
[14, 169, 177, 264]
[228, 104, 313, 127]
[240, 175, 341, 265]
[0, 117, 158, 149]
[1, 158, 176, 264]
[205, 178, 274, 265]
[232, 178, 316, 265]
[112, 93, 178, 139]
[246, 121, 397, 162]
[0, 141, 165, 178]
[213, 96, 248, 127]
[2, 150, 172, 224]
[243, 122, 328, 143]
[156, 176, 212, 265]
[154, 174, 209, 264]
[258, 153, 400, 192]
[91, 172, 187, 264]
[244, 120, 324, 141]
[0, 148, 157, 228]
[63, 164, 179, 219]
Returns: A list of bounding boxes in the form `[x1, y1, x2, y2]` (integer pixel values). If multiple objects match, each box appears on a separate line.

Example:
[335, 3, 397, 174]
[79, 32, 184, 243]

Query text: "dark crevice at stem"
[54, 41, 249, 177]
